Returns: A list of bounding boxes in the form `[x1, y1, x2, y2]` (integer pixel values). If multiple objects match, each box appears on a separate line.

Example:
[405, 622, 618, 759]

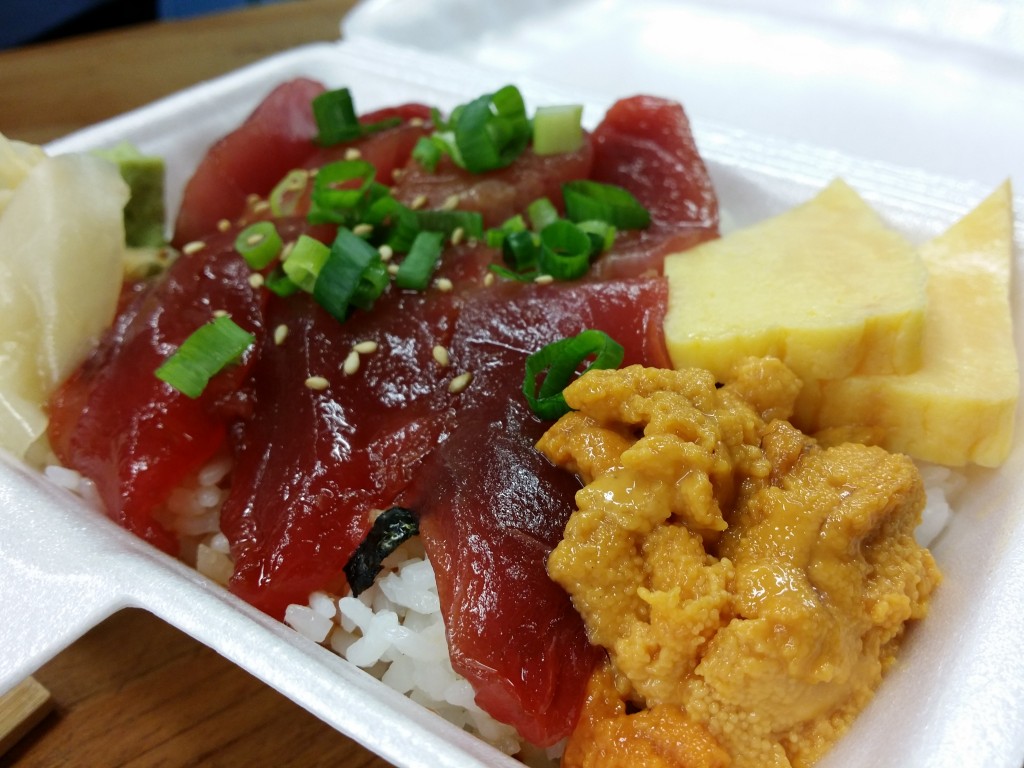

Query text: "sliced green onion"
[537, 220, 591, 280]
[454, 85, 531, 173]
[265, 265, 301, 297]
[488, 263, 539, 283]
[414, 209, 484, 240]
[282, 234, 330, 292]
[532, 104, 584, 155]
[349, 258, 389, 311]
[485, 214, 527, 248]
[361, 195, 421, 252]
[310, 160, 377, 218]
[234, 221, 282, 269]
[502, 230, 540, 271]
[395, 231, 444, 290]
[563, 180, 650, 230]
[155, 316, 255, 399]
[412, 136, 443, 172]
[576, 219, 617, 258]
[523, 330, 625, 420]
[269, 169, 311, 217]
[313, 228, 386, 320]
[312, 88, 363, 146]
[527, 197, 559, 231]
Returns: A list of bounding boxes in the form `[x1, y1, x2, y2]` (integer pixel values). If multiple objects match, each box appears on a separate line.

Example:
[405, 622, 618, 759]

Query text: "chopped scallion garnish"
[234, 221, 283, 269]
[155, 316, 255, 399]
[265, 265, 301, 297]
[414, 209, 484, 240]
[313, 228, 387, 320]
[412, 136, 443, 173]
[309, 160, 377, 222]
[454, 85, 531, 173]
[563, 180, 650, 230]
[538, 220, 591, 280]
[312, 88, 364, 146]
[527, 197, 559, 231]
[532, 104, 584, 156]
[282, 235, 330, 292]
[523, 330, 625, 420]
[502, 229, 540, 272]
[395, 231, 444, 290]
[268, 169, 311, 217]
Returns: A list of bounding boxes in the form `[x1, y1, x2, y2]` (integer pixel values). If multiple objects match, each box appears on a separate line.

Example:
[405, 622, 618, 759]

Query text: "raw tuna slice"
[589, 95, 719, 279]
[173, 77, 431, 245]
[173, 78, 326, 246]
[403, 277, 671, 746]
[219, 288, 459, 618]
[393, 144, 594, 229]
[48, 229, 267, 555]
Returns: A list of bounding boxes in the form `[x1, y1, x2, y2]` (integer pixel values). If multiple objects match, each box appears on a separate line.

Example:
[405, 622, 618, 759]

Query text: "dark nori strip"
[344, 506, 420, 596]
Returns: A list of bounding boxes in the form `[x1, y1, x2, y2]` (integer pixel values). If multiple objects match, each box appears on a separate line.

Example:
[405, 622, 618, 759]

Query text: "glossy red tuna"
[173, 78, 430, 245]
[218, 289, 458, 618]
[588, 95, 719, 278]
[48, 229, 266, 555]
[404, 277, 671, 746]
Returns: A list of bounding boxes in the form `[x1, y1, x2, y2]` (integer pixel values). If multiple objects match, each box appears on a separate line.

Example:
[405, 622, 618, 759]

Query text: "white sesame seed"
[432, 345, 450, 367]
[183, 240, 205, 256]
[353, 223, 373, 237]
[343, 350, 361, 375]
[411, 194, 428, 210]
[273, 324, 289, 345]
[217, 219, 231, 232]
[246, 193, 260, 205]
[248, 273, 265, 288]
[387, 264, 400, 276]
[213, 309, 229, 318]
[252, 200, 271, 213]
[353, 340, 378, 355]
[441, 194, 460, 211]
[450, 227, 465, 246]
[391, 168, 404, 181]
[484, 272, 496, 287]
[378, 244, 394, 262]
[344, 147, 362, 160]
[448, 371, 473, 394]
[281, 241, 296, 260]
[534, 274, 555, 285]
[435, 277, 454, 293]
[409, 117, 425, 127]
[305, 375, 330, 390]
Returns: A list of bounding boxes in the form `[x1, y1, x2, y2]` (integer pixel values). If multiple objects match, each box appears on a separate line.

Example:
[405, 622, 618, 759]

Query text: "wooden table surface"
[0, 3, 393, 765]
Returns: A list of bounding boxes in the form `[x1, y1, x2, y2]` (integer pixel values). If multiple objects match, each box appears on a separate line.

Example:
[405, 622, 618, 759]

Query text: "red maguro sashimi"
[220, 290, 458, 619]
[48, 228, 267, 555]
[47, 80, 720, 750]
[173, 78, 431, 246]
[392, 143, 595, 228]
[403, 277, 672, 746]
[589, 95, 719, 278]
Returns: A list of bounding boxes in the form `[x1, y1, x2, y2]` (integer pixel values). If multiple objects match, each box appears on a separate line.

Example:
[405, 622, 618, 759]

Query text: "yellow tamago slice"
[664, 179, 928, 381]
[796, 181, 1018, 467]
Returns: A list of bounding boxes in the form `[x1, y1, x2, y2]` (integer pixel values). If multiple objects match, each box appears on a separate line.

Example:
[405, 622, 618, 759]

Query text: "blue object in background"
[0, 0, 287, 50]
[158, 0, 260, 19]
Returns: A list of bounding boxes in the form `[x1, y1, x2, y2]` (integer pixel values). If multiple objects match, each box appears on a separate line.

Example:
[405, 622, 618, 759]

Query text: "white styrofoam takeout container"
[2, 2, 1024, 765]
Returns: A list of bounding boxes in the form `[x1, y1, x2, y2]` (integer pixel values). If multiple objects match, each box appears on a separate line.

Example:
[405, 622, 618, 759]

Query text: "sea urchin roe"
[539, 358, 941, 768]
[562, 664, 730, 768]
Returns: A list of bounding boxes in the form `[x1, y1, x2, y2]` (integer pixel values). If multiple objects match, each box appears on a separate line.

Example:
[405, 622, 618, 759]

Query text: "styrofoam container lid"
[2, 4, 1024, 766]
